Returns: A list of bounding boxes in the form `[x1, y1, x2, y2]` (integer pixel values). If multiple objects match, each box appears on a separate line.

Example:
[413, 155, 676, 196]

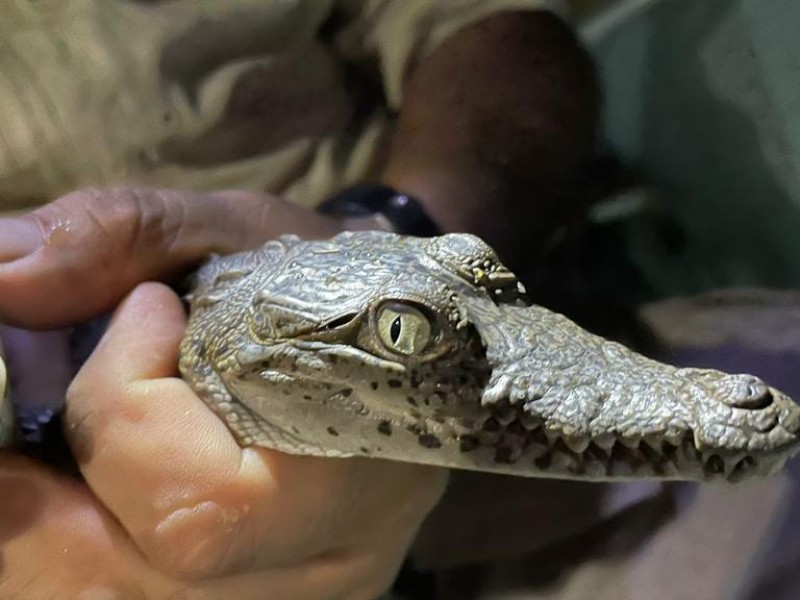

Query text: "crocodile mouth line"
[477, 416, 781, 482]
[532, 432, 760, 482]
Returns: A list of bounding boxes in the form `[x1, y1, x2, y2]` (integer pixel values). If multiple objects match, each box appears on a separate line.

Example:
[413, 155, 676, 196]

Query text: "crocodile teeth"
[544, 429, 561, 444]
[638, 439, 662, 462]
[620, 435, 642, 449]
[659, 460, 681, 477]
[562, 435, 590, 453]
[520, 423, 762, 482]
[594, 433, 616, 451]
[663, 430, 685, 447]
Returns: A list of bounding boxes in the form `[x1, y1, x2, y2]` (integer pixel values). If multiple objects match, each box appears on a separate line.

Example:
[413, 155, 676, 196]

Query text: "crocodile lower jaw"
[473, 421, 787, 482]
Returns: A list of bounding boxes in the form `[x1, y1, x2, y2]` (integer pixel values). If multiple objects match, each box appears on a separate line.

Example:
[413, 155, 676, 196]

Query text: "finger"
[0, 187, 342, 328]
[66, 283, 446, 578]
[66, 282, 294, 575]
[67, 282, 262, 576]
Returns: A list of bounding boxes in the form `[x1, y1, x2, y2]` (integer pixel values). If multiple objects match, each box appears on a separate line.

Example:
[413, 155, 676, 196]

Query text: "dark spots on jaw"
[459, 435, 480, 453]
[303, 394, 312, 401]
[340, 388, 352, 397]
[282, 389, 291, 396]
[327, 426, 339, 436]
[370, 381, 379, 391]
[410, 410, 422, 419]
[387, 379, 402, 389]
[406, 396, 418, 407]
[432, 415, 445, 424]
[418, 434, 442, 449]
[410, 372, 423, 388]
[329, 355, 338, 365]
[377, 420, 392, 436]
[360, 447, 370, 454]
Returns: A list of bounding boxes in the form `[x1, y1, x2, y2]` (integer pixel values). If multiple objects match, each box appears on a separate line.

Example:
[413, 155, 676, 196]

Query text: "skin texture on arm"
[383, 10, 599, 261]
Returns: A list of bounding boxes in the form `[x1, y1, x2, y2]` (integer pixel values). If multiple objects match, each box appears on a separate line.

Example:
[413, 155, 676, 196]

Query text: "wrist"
[317, 184, 441, 237]
[381, 160, 511, 240]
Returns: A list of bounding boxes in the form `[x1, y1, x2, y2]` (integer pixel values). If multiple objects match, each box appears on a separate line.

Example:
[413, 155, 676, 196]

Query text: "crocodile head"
[180, 231, 800, 482]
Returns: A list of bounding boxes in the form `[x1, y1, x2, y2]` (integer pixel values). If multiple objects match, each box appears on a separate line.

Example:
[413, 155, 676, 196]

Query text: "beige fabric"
[0, 0, 560, 213]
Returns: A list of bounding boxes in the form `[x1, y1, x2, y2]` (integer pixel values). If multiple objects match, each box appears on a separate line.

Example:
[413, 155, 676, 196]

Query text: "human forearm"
[382, 10, 599, 260]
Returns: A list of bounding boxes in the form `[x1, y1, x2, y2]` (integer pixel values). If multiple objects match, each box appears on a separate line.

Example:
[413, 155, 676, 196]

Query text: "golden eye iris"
[376, 303, 432, 355]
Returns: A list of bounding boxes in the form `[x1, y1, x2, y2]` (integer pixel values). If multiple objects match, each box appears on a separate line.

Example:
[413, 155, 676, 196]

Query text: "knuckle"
[44, 187, 177, 252]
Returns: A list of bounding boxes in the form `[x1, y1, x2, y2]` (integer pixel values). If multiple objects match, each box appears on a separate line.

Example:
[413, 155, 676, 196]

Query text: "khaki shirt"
[0, 0, 559, 212]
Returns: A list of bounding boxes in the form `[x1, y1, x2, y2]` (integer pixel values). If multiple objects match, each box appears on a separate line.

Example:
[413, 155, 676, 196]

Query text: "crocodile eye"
[376, 303, 432, 355]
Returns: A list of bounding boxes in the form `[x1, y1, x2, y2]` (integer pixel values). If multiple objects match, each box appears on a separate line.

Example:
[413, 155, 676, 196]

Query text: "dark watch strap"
[317, 184, 441, 237]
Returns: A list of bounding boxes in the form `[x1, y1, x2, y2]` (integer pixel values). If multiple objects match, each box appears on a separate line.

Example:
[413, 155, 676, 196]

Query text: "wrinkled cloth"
[0, 0, 560, 212]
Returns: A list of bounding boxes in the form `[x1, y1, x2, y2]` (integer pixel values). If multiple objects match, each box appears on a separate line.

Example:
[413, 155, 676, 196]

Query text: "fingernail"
[0, 218, 42, 263]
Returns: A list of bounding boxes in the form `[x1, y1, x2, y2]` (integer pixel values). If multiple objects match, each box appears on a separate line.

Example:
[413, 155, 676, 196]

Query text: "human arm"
[382, 10, 598, 260]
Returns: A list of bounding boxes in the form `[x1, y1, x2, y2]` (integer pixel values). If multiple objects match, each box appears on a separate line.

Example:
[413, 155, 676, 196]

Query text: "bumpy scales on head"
[179, 232, 800, 482]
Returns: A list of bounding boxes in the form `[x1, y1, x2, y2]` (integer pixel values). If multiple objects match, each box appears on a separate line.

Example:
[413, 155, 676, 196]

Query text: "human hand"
[0, 188, 447, 599]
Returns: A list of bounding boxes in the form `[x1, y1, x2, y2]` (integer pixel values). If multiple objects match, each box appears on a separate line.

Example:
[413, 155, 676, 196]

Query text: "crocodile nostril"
[724, 377, 774, 410]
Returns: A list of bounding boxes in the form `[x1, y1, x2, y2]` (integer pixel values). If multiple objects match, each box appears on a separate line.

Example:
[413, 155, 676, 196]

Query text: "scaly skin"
[179, 232, 800, 482]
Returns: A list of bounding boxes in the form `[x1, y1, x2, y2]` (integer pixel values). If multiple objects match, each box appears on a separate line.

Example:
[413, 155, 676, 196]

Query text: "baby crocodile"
[179, 231, 800, 482]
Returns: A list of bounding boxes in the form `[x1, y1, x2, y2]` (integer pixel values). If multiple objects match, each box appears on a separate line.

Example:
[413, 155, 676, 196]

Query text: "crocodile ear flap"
[452, 291, 534, 407]
[453, 292, 518, 367]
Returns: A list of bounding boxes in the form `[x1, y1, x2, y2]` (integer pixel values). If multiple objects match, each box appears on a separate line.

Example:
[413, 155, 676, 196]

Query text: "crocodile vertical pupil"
[390, 317, 402, 343]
